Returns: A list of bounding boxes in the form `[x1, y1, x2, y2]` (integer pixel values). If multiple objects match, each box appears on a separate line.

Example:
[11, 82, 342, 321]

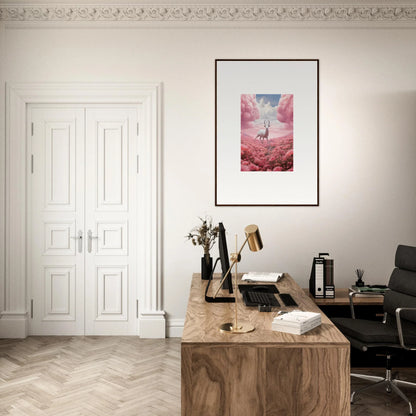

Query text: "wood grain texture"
[182, 345, 264, 416]
[264, 347, 302, 415]
[181, 273, 350, 416]
[182, 274, 349, 345]
[304, 288, 384, 306]
[182, 344, 350, 416]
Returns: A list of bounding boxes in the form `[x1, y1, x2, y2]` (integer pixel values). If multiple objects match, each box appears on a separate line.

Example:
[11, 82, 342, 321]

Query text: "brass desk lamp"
[213, 224, 263, 333]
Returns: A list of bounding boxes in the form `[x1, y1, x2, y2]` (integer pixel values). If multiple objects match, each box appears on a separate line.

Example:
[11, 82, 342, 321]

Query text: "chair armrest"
[395, 307, 416, 351]
[349, 290, 386, 319]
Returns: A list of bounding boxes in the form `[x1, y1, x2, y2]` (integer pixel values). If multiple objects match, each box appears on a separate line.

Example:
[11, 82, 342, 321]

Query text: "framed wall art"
[215, 59, 319, 206]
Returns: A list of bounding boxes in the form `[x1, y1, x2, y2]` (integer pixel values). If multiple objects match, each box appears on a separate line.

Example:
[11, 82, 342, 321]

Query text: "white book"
[272, 311, 321, 335]
[242, 272, 283, 283]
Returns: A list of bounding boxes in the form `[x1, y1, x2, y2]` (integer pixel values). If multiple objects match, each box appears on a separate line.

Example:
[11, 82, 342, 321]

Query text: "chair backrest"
[384, 245, 416, 324]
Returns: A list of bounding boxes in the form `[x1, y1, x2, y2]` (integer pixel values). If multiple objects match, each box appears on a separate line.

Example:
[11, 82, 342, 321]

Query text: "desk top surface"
[182, 273, 349, 346]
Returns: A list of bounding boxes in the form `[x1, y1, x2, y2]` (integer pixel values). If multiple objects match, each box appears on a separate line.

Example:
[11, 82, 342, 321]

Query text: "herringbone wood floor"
[1, 337, 416, 415]
[0, 337, 180, 416]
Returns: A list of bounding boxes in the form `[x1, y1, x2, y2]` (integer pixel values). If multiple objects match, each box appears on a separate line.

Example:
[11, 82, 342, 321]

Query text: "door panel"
[29, 105, 139, 336]
[43, 221, 76, 255]
[85, 108, 138, 335]
[96, 266, 128, 320]
[96, 222, 128, 256]
[29, 107, 85, 335]
[43, 265, 76, 320]
[44, 122, 75, 210]
[96, 121, 128, 210]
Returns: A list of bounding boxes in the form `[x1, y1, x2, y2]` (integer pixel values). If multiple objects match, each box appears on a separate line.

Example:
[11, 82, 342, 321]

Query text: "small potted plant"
[187, 216, 219, 280]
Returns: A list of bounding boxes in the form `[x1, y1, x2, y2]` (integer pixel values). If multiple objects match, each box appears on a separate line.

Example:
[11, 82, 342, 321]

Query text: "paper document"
[272, 310, 321, 335]
[242, 272, 283, 283]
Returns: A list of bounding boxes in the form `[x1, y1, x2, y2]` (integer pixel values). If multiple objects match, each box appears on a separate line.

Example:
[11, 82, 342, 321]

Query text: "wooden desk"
[181, 274, 350, 416]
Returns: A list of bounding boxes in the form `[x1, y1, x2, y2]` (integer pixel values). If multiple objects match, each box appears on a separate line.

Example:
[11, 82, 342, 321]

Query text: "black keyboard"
[243, 291, 280, 307]
[279, 293, 298, 307]
[238, 284, 279, 294]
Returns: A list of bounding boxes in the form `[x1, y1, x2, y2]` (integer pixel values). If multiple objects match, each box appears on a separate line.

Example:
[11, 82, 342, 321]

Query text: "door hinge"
[31, 155, 34, 174]
[136, 299, 139, 318]
[31, 122, 34, 136]
[137, 122, 139, 136]
[136, 155, 139, 173]
[30, 299, 34, 319]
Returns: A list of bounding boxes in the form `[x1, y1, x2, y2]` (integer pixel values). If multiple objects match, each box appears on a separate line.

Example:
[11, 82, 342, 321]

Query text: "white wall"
[1, 21, 416, 329]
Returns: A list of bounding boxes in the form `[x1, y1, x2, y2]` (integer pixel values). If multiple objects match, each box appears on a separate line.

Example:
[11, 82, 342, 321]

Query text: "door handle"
[71, 230, 83, 253]
[87, 230, 98, 253]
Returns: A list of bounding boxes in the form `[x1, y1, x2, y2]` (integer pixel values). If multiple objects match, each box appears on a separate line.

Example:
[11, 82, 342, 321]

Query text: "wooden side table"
[304, 288, 384, 305]
[303, 288, 384, 320]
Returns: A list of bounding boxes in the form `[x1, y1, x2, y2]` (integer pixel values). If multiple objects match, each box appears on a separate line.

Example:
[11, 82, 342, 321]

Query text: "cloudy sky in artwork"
[256, 94, 281, 121]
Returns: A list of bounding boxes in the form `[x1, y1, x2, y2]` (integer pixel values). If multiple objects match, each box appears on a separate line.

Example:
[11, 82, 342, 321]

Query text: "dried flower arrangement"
[355, 269, 365, 287]
[186, 216, 219, 261]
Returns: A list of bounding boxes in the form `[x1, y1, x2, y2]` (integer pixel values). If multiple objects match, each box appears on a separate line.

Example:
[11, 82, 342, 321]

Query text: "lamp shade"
[244, 224, 263, 252]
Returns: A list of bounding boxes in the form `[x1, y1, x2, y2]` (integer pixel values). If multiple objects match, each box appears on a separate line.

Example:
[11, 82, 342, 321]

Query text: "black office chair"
[332, 244, 416, 416]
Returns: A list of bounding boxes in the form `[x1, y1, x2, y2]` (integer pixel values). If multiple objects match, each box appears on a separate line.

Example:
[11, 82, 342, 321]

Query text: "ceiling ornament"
[0, 5, 415, 22]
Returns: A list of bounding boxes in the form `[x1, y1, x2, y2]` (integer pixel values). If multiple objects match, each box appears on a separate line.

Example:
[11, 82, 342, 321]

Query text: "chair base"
[351, 367, 416, 415]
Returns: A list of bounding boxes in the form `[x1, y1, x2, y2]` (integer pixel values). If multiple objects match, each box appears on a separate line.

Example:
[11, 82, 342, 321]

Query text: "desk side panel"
[182, 343, 350, 416]
[265, 345, 350, 415]
[181, 344, 265, 416]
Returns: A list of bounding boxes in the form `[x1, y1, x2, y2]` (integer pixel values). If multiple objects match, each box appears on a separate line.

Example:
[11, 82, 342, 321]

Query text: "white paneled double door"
[28, 105, 139, 335]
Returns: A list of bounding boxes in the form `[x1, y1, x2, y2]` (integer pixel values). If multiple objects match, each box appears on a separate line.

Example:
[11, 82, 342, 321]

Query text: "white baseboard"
[139, 310, 166, 338]
[0, 310, 184, 339]
[167, 319, 184, 338]
[0, 312, 28, 338]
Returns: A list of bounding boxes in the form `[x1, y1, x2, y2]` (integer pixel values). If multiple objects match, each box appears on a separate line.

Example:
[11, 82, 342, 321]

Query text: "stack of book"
[272, 310, 321, 335]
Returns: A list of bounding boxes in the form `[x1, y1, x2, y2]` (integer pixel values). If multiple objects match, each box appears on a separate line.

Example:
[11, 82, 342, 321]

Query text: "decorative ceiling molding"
[0, 4, 415, 22]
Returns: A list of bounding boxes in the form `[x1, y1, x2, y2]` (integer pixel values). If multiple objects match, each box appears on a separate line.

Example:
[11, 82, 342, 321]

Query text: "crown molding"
[0, 4, 415, 22]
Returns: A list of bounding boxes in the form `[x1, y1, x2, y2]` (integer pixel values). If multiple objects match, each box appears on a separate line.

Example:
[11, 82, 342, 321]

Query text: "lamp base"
[219, 322, 255, 334]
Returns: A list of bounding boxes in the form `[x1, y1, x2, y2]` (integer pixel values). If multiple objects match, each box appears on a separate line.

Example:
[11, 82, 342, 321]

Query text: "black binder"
[324, 257, 335, 298]
[309, 253, 334, 299]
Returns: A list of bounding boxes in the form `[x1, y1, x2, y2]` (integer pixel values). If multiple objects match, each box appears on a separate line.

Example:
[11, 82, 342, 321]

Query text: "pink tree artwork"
[241, 94, 293, 172]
